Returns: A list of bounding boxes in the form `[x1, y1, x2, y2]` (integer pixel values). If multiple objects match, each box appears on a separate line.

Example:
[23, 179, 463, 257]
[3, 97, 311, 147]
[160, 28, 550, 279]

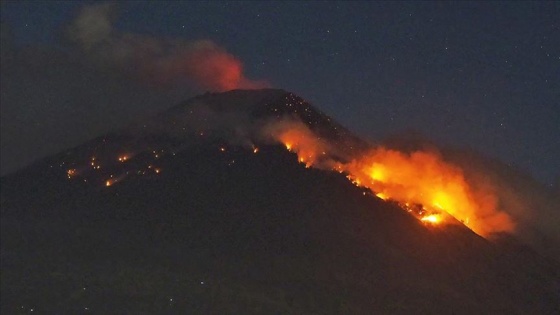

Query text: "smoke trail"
[262, 118, 332, 167]
[441, 148, 560, 257]
[263, 119, 515, 237]
[67, 3, 267, 91]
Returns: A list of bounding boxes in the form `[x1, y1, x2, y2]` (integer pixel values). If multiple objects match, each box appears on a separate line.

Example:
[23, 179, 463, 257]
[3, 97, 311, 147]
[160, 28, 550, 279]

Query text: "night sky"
[1, 1, 558, 186]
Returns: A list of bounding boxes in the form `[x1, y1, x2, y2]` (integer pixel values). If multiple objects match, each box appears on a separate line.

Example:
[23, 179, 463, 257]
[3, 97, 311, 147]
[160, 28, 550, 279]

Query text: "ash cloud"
[67, 2, 267, 91]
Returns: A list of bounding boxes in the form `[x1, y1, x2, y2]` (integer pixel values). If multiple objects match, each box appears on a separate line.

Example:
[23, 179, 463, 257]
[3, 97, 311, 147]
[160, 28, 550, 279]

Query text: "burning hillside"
[2, 89, 559, 314]
[250, 95, 516, 238]
[24, 89, 550, 242]
[276, 126, 515, 237]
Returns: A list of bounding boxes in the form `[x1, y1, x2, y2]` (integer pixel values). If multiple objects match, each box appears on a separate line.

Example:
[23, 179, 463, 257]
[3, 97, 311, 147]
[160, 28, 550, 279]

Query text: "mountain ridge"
[1, 89, 559, 314]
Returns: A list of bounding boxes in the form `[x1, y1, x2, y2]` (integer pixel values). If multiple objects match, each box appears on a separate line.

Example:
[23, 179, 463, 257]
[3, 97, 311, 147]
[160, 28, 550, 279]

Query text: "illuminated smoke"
[442, 148, 560, 257]
[342, 147, 515, 236]
[55, 86, 557, 256]
[136, 91, 555, 247]
[67, 3, 267, 91]
[260, 117, 516, 237]
[262, 119, 331, 168]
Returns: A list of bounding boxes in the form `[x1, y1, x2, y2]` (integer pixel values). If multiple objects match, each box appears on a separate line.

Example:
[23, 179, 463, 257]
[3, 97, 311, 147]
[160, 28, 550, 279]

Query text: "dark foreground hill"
[1, 89, 559, 314]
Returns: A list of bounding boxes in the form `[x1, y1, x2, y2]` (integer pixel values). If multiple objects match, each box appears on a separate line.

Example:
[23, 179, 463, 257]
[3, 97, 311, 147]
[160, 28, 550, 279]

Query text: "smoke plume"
[1, 2, 268, 176]
[376, 132, 559, 256]
[255, 113, 558, 257]
[67, 2, 267, 91]
[441, 148, 560, 258]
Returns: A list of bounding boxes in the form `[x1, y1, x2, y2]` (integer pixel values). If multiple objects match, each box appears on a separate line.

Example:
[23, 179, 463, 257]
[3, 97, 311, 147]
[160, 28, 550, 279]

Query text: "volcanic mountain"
[1, 89, 559, 314]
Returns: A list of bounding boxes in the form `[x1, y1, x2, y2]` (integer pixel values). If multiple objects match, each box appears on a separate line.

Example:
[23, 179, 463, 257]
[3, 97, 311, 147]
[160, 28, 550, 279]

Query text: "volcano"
[1, 89, 559, 314]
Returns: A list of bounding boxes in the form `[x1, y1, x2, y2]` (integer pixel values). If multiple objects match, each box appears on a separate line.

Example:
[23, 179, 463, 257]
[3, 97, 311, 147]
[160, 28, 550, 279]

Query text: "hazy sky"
[1, 1, 558, 185]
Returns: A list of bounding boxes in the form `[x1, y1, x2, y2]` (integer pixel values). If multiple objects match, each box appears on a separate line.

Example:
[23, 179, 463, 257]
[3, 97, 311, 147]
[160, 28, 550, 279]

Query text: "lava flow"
[274, 126, 515, 237]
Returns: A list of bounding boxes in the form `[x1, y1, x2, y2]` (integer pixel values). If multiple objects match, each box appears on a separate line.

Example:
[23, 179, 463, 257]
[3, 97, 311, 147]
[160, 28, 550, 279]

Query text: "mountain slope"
[1, 89, 559, 314]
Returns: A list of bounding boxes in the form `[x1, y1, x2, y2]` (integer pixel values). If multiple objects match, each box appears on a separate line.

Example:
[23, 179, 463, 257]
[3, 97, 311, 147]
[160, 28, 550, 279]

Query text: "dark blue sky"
[1, 1, 558, 185]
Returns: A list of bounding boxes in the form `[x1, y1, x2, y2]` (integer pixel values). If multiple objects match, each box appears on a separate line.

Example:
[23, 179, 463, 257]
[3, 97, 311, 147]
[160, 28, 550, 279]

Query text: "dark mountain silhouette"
[1, 89, 559, 314]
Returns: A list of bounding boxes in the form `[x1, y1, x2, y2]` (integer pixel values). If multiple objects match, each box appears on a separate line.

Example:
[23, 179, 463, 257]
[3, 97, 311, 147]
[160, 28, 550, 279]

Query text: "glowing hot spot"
[67, 169, 76, 179]
[376, 192, 388, 200]
[368, 163, 387, 182]
[421, 214, 442, 224]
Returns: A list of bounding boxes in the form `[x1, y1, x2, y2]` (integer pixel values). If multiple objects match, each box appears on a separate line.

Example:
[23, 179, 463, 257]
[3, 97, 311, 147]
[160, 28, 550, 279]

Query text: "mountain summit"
[1, 89, 559, 314]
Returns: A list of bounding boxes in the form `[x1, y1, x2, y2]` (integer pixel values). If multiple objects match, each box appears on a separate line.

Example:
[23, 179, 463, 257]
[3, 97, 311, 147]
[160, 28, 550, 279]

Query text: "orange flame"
[375, 192, 388, 200]
[421, 214, 442, 224]
[271, 122, 328, 168]
[269, 121, 515, 237]
[344, 148, 515, 236]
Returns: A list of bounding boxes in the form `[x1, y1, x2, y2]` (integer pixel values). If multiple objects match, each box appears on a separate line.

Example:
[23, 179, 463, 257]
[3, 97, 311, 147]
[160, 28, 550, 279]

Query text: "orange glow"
[268, 121, 515, 237]
[253, 146, 259, 154]
[343, 148, 515, 236]
[67, 169, 76, 179]
[367, 163, 387, 182]
[376, 192, 387, 200]
[118, 155, 130, 162]
[189, 49, 243, 91]
[421, 214, 442, 224]
[105, 180, 113, 187]
[271, 122, 328, 168]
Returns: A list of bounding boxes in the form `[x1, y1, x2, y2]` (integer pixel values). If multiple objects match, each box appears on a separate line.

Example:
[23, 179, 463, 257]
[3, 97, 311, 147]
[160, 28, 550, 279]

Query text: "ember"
[67, 169, 76, 179]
